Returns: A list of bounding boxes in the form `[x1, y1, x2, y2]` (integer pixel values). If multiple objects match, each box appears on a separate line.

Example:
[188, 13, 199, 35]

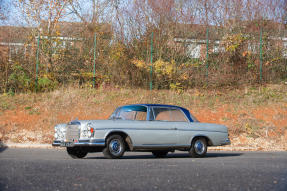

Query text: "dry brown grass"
[0, 84, 286, 150]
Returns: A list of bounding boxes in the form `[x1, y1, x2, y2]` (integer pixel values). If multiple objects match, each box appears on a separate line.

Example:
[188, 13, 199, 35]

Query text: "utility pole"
[35, 34, 40, 91]
[150, 32, 154, 90]
[259, 27, 263, 82]
[206, 28, 209, 78]
[93, 33, 97, 88]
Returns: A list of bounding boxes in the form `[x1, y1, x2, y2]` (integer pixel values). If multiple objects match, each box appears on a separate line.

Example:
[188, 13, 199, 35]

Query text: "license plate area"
[60, 142, 74, 147]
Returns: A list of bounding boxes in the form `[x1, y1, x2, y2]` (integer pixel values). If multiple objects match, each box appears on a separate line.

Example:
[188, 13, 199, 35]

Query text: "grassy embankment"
[0, 84, 286, 150]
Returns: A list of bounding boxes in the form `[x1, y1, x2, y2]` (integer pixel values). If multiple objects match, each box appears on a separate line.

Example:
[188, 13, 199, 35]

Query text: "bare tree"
[16, 0, 69, 73]
[0, 0, 4, 20]
[67, 0, 112, 25]
[0, 0, 10, 22]
[282, 0, 287, 25]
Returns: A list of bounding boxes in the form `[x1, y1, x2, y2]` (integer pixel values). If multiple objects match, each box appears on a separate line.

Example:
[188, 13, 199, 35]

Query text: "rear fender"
[190, 134, 214, 146]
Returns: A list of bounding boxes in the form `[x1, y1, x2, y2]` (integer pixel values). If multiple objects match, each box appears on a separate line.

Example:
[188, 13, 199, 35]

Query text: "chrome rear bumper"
[52, 139, 105, 147]
[221, 138, 231, 145]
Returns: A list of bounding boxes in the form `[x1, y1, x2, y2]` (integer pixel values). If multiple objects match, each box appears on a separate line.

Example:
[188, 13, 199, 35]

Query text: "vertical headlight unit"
[87, 123, 95, 138]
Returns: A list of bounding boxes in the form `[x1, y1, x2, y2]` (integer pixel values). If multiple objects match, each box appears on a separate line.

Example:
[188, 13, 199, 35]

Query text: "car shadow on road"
[86, 152, 243, 160]
[204, 152, 243, 158]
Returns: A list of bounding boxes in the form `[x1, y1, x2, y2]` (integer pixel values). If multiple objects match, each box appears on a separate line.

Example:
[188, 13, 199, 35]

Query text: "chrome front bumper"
[52, 139, 105, 147]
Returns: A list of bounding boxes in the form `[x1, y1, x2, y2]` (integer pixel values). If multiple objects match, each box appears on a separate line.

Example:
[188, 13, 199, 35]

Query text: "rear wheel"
[152, 151, 169, 158]
[103, 135, 126, 159]
[189, 138, 207, 158]
[67, 147, 87, 159]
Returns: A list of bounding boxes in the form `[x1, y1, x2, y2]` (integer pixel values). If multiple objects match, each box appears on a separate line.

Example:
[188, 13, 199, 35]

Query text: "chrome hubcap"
[109, 139, 122, 155]
[194, 140, 205, 155]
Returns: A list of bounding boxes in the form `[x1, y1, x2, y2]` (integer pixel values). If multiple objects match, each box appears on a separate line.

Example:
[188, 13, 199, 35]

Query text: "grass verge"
[0, 84, 286, 150]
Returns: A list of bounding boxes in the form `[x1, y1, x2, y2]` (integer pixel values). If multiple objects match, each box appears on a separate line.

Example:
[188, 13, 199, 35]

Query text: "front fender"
[103, 130, 134, 151]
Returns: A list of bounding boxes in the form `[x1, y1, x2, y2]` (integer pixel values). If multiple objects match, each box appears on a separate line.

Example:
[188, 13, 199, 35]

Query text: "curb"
[0, 142, 54, 149]
[6, 144, 54, 149]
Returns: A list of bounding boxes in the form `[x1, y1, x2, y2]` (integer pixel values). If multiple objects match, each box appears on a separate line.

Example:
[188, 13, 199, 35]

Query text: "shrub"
[37, 75, 58, 92]
[7, 63, 32, 93]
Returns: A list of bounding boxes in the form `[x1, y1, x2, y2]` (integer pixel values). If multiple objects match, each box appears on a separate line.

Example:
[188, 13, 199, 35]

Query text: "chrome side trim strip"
[95, 127, 227, 133]
[133, 144, 190, 148]
[79, 139, 105, 143]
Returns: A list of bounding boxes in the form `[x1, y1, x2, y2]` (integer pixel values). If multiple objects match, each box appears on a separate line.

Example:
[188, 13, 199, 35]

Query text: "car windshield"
[109, 105, 147, 121]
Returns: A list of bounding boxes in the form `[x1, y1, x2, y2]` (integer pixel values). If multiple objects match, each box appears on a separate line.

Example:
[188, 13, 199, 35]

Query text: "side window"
[117, 106, 147, 121]
[135, 111, 147, 121]
[153, 108, 170, 121]
[152, 107, 188, 122]
[119, 110, 136, 120]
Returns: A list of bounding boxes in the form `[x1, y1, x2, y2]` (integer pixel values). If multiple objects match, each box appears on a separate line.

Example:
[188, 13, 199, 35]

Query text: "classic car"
[52, 104, 230, 159]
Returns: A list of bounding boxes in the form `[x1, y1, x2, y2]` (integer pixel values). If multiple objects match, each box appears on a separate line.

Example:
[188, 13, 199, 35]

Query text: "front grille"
[65, 125, 80, 142]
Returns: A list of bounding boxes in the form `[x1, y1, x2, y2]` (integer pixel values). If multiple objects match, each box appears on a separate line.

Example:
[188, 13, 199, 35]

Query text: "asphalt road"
[0, 148, 286, 191]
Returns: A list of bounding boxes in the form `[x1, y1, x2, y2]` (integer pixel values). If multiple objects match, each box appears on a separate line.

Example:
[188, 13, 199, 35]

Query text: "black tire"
[103, 135, 126, 159]
[152, 151, 169, 158]
[67, 147, 88, 159]
[189, 137, 207, 158]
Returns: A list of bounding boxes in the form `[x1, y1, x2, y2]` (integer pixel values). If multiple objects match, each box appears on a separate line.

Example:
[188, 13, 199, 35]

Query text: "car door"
[141, 120, 178, 145]
[128, 107, 178, 146]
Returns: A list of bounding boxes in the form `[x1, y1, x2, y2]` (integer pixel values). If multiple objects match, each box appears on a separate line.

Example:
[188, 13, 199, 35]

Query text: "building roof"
[0, 26, 35, 44]
[39, 21, 112, 38]
[0, 21, 113, 47]
[173, 23, 223, 40]
[173, 20, 286, 41]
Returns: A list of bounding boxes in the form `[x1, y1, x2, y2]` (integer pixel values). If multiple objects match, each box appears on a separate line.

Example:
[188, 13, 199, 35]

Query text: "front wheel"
[103, 135, 126, 159]
[189, 138, 207, 158]
[67, 147, 88, 159]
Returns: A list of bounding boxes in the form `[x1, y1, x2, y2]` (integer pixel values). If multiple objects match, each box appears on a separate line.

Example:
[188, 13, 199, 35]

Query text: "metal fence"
[0, 23, 287, 93]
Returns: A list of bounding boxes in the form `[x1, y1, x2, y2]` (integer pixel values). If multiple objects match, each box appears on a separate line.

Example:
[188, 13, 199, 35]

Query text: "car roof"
[119, 104, 193, 122]
[123, 104, 185, 109]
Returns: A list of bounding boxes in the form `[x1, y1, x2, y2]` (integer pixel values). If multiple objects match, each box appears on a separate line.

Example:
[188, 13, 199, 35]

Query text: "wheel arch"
[104, 130, 134, 151]
[190, 135, 213, 146]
